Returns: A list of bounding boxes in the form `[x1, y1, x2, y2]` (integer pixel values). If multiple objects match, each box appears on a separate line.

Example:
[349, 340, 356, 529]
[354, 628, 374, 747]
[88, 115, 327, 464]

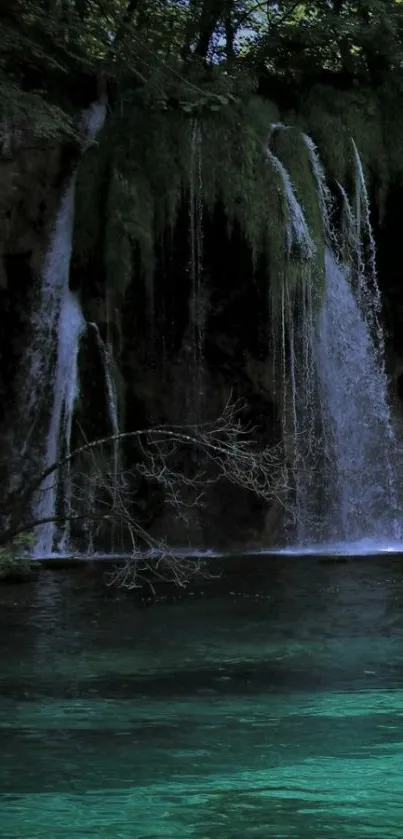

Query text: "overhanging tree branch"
[1, 401, 289, 587]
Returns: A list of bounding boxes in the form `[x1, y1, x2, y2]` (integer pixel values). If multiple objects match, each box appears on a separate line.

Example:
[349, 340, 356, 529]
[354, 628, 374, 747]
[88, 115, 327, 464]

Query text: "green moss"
[104, 168, 154, 305]
[0, 533, 37, 582]
[73, 138, 108, 267]
[0, 72, 74, 145]
[0, 554, 33, 582]
[199, 95, 294, 311]
[270, 127, 324, 250]
[292, 85, 389, 215]
[74, 91, 297, 314]
[378, 82, 403, 187]
[73, 88, 340, 324]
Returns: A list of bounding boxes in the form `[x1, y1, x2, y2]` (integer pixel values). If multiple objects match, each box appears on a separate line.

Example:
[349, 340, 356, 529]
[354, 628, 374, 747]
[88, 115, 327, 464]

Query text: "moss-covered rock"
[0, 533, 38, 582]
[293, 85, 389, 216]
[0, 551, 35, 582]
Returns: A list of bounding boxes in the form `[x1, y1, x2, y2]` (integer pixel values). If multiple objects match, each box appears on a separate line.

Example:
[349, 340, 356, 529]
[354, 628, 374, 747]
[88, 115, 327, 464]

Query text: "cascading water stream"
[35, 291, 86, 555]
[266, 145, 317, 530]
[21, 182, 76, 437]
[302, 133, 335, 244]
[283, 134, 400, 545]
[352, 141, 377, 272]
[266, 148, 316, 260]
[32, 101, 107, 556]
[351, 139, 384, 349]
[337, 180, 360, 266]
[90, 322, 121, 481]
[313, 249, 399, 542]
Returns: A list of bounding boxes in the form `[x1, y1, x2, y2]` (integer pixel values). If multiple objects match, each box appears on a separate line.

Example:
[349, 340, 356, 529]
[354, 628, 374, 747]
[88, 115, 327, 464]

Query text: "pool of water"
[1, 556, 403, 837]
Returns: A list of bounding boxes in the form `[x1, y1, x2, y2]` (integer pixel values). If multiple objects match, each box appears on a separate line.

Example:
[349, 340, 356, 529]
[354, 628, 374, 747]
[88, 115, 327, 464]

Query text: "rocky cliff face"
[0, 136, 287, 548]
[2, 127, 403, 550]
[75, 204, 285, 548]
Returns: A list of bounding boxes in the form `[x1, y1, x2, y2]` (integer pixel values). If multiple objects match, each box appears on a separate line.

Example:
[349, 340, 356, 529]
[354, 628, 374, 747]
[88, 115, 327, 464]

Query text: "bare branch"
[1, 400, 289, 590]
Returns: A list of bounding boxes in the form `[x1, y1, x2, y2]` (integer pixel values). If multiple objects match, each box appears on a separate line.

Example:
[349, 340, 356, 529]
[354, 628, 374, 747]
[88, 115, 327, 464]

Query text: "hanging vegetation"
[73, 83, 310, 311]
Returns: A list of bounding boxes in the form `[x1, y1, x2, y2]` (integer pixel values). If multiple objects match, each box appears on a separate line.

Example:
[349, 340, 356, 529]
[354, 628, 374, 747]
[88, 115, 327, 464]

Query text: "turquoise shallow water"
[1, 557, 403, 837]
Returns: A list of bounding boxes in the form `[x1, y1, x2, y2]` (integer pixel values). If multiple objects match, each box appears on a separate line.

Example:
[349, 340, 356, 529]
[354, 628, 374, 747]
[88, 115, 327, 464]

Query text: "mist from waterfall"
[32, 101, 107, 556]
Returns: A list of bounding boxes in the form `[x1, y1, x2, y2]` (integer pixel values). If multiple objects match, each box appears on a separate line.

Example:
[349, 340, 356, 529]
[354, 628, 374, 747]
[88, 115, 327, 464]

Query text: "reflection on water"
[1, 557, 403, 837]
[269, 538, 403, 556]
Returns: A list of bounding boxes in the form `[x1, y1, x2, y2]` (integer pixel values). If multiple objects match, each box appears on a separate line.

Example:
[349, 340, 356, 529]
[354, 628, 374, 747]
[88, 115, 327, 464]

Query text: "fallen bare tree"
[1, 400, 289, 588]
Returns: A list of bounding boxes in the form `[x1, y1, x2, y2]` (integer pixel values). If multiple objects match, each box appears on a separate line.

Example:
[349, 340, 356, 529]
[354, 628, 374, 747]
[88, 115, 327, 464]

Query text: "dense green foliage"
[3, 1, 403, 302]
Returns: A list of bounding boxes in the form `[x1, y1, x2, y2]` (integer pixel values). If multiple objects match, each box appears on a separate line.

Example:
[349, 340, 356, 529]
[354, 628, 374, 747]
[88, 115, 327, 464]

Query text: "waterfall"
[311, 250, 399, 542]
[32, 101, 107, 556]
[266, 146, 318, 534]
[35, 291, 85, 555]
[283, 135, 400, 546]
[22, 182, 76, 430]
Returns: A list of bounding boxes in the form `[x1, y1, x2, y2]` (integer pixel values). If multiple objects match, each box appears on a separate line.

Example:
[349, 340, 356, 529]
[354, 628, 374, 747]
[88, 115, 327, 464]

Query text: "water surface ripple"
[1, 557, 403, 837]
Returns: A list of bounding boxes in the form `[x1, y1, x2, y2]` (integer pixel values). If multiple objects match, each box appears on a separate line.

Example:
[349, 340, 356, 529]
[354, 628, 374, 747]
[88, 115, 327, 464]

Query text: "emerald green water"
[1, 557, 403, 837]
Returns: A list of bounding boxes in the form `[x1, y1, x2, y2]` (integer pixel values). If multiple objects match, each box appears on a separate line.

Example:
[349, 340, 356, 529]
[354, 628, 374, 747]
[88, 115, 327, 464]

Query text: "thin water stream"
[28, 101, 107, 556]
[1, 557, 403, 838]
[90, 323, 121, 486]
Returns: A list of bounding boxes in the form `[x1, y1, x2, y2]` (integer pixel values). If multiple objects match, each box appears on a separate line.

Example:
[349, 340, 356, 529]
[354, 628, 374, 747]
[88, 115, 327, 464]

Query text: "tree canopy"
[3, 1, 403, 172]
[3, 1, 403, 112]
[3, 1, 403, 312]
